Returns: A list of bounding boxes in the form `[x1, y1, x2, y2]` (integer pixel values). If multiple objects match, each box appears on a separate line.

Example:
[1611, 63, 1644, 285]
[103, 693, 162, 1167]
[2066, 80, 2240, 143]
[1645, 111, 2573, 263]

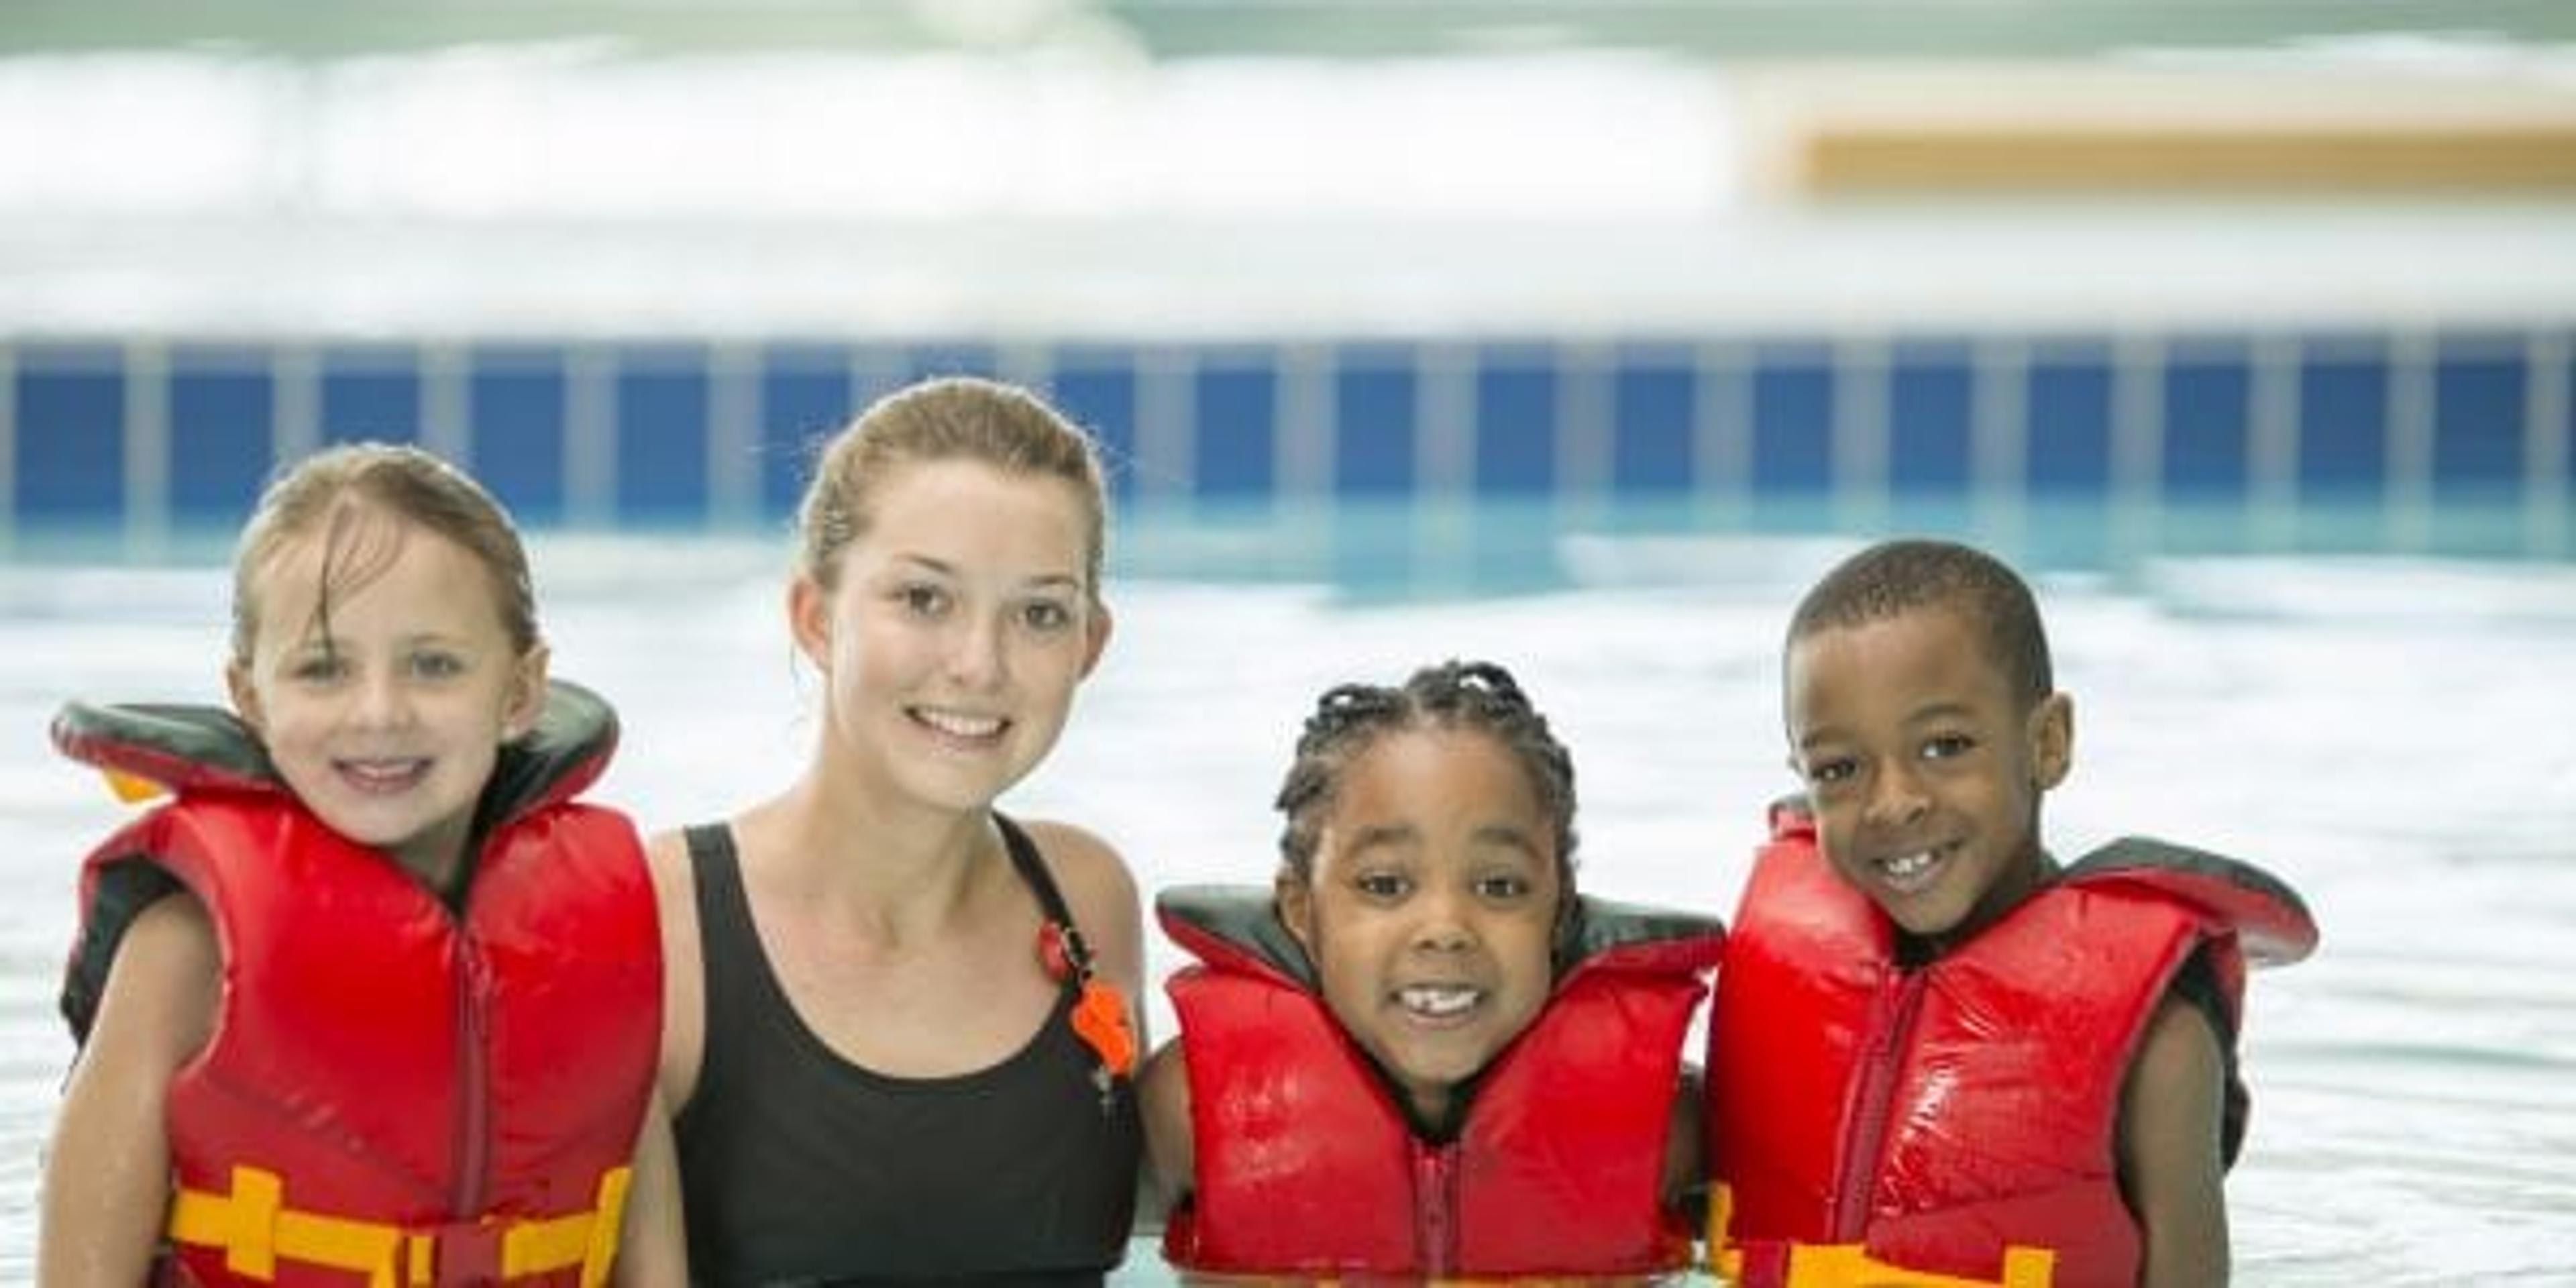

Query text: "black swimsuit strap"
[994, 814, 1097, 985]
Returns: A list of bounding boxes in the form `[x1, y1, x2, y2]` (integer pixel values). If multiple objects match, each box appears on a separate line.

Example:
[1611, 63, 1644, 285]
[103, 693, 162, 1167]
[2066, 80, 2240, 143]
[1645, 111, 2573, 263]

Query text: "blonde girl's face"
[227, 517, 546, 888]
[1279, 727, 1562, 1126]
[792, 458, 1110, 817]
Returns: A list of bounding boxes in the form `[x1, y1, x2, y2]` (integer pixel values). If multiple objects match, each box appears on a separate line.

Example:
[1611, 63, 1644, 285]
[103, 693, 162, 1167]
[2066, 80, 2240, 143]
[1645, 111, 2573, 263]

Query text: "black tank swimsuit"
[673, 816, 1140, 1287]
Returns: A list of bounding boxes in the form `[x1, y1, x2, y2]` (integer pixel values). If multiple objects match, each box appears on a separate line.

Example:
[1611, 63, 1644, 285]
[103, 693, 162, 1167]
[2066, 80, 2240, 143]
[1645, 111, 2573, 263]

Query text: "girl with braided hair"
[1139, 659, 1726, 1281]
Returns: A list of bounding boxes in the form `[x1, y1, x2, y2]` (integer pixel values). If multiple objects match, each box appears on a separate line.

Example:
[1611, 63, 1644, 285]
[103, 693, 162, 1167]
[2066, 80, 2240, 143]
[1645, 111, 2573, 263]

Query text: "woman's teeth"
[915, 708, 1004, 738]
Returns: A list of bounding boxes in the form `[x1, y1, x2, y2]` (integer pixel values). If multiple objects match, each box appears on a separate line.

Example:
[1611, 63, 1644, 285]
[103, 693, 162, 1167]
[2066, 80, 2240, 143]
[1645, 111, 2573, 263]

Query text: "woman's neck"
[746, 772, 1005, 941]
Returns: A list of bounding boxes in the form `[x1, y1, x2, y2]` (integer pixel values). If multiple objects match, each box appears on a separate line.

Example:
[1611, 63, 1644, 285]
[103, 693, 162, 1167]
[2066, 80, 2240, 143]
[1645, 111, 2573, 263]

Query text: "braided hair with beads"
[1273, 660, 1578, 914]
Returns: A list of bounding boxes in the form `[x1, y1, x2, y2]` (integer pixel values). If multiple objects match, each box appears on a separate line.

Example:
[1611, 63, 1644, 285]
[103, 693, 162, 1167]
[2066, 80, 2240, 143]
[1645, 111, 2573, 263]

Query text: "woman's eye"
[1021, 600, 1073, 632]
[897, 584, 948, 616]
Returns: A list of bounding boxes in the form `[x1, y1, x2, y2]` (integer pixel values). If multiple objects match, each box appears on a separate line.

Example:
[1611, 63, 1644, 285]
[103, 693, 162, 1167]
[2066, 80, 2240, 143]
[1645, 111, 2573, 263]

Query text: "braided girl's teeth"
[1399, 985, 1479, 1017]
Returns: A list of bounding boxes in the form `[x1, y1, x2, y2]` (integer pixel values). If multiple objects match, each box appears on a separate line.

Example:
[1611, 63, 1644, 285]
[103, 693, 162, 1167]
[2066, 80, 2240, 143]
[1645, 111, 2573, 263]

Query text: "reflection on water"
[4, 533, 2573, 1283]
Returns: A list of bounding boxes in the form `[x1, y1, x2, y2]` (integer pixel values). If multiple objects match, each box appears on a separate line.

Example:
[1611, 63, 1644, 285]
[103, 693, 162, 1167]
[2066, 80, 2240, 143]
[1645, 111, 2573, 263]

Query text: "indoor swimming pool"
[1, 514, 2571, 1282]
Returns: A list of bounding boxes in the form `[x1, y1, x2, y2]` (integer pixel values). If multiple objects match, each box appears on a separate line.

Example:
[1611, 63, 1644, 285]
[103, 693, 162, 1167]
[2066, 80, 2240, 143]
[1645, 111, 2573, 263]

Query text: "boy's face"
[1279, 727, 1562, 1126]
[1784, 606, 2071, 948]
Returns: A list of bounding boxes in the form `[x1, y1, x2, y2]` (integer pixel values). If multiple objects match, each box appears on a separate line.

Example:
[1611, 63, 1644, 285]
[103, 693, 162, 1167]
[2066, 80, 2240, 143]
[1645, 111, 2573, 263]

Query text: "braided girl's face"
[1277, 727, 1561, 1126]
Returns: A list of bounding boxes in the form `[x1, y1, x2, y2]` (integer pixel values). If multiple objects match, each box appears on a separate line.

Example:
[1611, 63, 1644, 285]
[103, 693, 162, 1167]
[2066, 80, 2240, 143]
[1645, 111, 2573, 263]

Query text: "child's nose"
[350, 672, 413, 729]
[1409, 887, 1477, 952]
[1863, 762, 1931, 828]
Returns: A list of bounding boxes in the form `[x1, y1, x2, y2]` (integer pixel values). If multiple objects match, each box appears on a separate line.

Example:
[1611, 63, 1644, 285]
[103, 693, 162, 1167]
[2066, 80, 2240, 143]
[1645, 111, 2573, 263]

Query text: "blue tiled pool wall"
[4, 331, 2570, 570]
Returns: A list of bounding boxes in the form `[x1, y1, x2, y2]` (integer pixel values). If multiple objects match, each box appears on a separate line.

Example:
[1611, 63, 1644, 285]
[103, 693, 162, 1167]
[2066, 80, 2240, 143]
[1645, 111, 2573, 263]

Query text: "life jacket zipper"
[1829, 968, 1927, 1239]
[451, 931, 493, 1227]
[1414, 1139, 1460, 1279]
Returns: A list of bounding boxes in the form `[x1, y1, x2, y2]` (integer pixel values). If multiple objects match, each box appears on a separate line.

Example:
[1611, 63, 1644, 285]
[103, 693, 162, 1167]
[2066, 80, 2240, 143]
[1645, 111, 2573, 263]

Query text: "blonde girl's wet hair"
[795, 376, 1110, 602]
[229, 441, 539, 666]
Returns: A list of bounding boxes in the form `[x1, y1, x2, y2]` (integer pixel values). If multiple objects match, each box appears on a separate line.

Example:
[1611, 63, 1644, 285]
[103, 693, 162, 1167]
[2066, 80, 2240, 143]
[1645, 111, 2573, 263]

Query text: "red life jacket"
[1156, 885, 1723, 1280]
[1705, 802, 2317, 1288]
[56, 683, 661, 1287]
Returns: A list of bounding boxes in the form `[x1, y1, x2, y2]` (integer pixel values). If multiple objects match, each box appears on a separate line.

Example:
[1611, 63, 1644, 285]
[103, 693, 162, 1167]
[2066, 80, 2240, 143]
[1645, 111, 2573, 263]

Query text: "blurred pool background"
[3, 1, 2573, 1280]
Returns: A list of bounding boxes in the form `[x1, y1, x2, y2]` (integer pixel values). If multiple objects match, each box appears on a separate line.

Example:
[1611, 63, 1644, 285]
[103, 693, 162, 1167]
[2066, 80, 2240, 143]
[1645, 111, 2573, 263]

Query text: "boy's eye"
[1922, 733, 1974, 761]
[1474, 873, 1534, 902]
[1803, 756, 1856, 787]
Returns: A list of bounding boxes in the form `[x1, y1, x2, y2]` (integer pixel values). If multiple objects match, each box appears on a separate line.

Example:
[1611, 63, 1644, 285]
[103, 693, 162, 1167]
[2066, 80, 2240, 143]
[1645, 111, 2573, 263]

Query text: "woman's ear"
[1079, 602, 1114, 680]
[2029, 690, 2074, 790]
[788, 576, 831, 667]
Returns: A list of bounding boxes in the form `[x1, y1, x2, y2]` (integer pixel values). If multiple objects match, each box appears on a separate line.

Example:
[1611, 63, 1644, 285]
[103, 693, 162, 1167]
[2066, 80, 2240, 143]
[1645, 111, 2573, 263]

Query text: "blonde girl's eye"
[286, 652, 347, 685]
[409, 650, 466, 680]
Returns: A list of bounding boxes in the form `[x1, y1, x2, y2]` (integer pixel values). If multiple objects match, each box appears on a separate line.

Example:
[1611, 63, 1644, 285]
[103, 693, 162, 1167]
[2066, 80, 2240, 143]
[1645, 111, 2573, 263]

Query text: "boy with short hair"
[1704, 538, 2316, 1288]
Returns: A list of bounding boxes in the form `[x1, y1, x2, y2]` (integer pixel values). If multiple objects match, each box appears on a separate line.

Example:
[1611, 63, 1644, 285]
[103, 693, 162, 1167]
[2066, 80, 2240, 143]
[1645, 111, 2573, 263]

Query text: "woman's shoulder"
[1015, 818, 1138, 907]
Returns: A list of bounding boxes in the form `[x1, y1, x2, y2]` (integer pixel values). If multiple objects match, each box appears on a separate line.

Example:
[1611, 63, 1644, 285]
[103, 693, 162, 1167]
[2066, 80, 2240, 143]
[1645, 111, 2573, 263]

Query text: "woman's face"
[794, 458, 1110, 816]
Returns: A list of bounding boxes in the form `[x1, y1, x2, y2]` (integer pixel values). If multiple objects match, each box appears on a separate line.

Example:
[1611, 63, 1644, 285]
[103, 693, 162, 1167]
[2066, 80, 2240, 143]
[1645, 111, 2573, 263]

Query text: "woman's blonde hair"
[796, 376, 1108, 601]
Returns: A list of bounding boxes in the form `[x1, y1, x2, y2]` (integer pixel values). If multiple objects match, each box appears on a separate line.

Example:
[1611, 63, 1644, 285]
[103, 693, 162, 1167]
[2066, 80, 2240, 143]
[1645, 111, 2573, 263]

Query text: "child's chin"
[1875, 894, 1967, 941]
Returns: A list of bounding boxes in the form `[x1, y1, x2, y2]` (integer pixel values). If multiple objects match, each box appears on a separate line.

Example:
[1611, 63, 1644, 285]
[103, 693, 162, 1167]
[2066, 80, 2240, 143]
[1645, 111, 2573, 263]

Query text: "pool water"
[3, 526, 2572, 1283]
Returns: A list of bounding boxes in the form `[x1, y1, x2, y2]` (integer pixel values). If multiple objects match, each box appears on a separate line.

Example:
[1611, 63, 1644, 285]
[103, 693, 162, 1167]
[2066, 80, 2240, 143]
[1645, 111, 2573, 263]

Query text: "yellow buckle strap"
[1707, 1183, 1745, 1283]
[1786, 1242, 2055, 1288]
[1703, 1182, 2053, 1288]
[168, 1164, 634, 1287]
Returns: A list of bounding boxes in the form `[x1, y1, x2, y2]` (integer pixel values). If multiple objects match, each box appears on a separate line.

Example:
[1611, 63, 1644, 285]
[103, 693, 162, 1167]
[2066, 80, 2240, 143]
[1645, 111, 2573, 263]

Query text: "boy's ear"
[2029, 691, 2074, 790]
[1275, 871, 1317, 957]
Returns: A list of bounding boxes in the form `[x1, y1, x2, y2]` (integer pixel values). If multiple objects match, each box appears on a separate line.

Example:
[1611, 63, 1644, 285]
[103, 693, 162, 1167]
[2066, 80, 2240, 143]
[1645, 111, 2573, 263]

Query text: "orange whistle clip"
[1070, 979, 1137, 1077]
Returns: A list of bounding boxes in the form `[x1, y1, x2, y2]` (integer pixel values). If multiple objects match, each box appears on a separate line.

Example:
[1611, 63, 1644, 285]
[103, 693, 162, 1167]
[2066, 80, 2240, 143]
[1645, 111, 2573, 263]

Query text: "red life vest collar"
[52, 678, 620, 833]
[1155, 881, 1729, 998]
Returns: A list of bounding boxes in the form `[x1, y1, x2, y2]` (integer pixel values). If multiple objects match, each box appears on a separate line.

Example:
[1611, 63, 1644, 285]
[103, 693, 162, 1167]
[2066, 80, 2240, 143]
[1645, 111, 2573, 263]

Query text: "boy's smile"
[1785, 606, 2070, 949]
